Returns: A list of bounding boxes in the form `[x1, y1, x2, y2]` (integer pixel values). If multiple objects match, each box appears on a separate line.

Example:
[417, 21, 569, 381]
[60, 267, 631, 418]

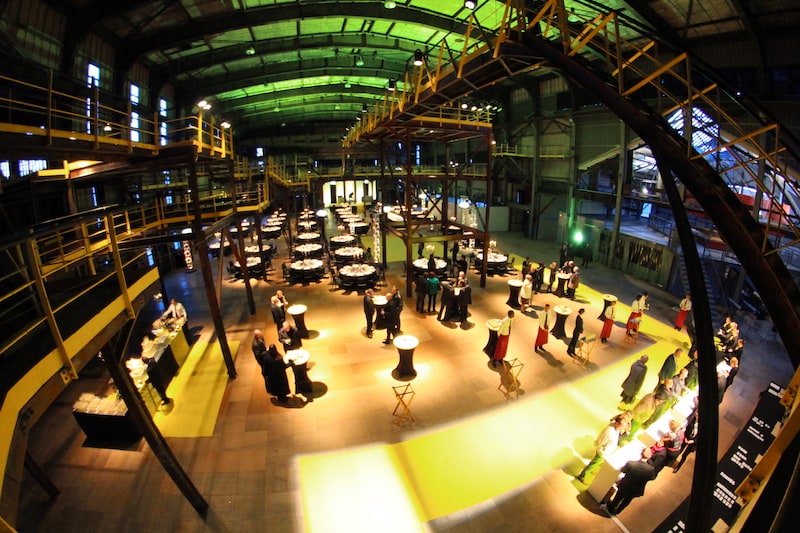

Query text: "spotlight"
[245, 45, 255, 55]
[413, 49, 424, 66]
[464, 0, 476, 9]
[103, 123, 112, 132]
[384, 0, 396, 8]
[388, 78, 396, 92]
[356, 55, 365, 67]
[343, 79, 352, 89]
[220, 120, 231, 129]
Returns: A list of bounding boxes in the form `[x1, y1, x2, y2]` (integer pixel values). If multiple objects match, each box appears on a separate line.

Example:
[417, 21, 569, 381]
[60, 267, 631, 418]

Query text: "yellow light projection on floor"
[298, 279, 691, 532]
[153, 340, 239, 437]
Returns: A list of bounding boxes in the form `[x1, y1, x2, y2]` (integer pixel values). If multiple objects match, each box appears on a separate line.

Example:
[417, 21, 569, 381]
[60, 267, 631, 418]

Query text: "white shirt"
[631, 298, 644, 313]
[519, 279, 533, 300]
[539, 309, 553, 330]
[499, 316, 513, 335]
[595, 425, 620, 457]
[164, 301, 187, 321]
[679, 298, 692, 312]
[604, 305, 616, 320]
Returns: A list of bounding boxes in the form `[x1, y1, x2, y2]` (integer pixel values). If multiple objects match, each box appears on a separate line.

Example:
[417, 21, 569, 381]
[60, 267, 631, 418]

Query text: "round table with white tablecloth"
[339, 263, 377, 291]
[329, 234, 357, 249]
[284, 349, 313, 394]
[412, 257, 448, 277]
[334, 246, 364, 264]
[392, 335, 419, 381]
[289, 259, 324, 284]
[296, 232, 321, 242]
[287, 304, 309, 338]
[294, 243, 323, 259]
[551, 305, 572, 338]
[474, 251, 508, 274]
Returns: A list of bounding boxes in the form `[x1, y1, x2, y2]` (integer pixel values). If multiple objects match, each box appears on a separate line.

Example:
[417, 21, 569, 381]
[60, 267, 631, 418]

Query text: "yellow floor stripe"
[153, 340, 239, 437]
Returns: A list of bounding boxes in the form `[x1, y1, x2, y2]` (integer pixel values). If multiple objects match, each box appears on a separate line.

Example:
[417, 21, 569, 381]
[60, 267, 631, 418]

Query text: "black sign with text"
[656, 382, 785, 532]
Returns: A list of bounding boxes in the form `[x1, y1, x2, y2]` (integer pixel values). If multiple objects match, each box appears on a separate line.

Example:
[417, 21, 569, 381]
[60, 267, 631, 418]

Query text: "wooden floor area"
[13, 228, 793, 533]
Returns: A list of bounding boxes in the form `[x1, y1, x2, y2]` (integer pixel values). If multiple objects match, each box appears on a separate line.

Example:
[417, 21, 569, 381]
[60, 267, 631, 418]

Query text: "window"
[1, 161, 9, 179]
[18, 160, 47, 176]
[130, 84, 140, 142]
[86, 63, 100, 134]
[159, 98, 168, 145]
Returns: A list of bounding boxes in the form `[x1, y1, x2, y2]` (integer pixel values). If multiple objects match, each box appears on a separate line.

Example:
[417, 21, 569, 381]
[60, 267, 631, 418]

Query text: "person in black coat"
[620, 355, 649, 404]
[606, 448, 656, 514]
[363, 289, 375, 338]
[567, 308, 585, 357]
[438, 281, 453, 321]
[457, 282, 471, 323]
[427, 252, 436, 274]
[253, 330, 270, 392]
[414, 272, 427, 312]
[263, 343, 291, 403]
[382, 292, 401, 344]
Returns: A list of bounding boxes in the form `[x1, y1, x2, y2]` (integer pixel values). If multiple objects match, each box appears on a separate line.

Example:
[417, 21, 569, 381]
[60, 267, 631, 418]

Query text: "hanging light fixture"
[413, 49, 424, 66]
[464, 0, 476, 9]
[245, 45, 256, 55]
[343, 79, 352, 89]
[384, 0, 396, 8]
[388, 78, 396, 92]
[356, 55, 365, 67]
[361, 103, 368, 114]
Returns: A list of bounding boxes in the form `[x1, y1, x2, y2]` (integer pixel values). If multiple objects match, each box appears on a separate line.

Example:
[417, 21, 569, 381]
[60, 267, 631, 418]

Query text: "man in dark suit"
[567, 308, 584, 357]
[363, 289, 375, 338]
[606, 448, 656, 514]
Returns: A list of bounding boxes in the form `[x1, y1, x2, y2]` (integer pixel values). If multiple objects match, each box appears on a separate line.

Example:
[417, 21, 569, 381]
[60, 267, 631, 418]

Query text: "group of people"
[253, 290, 307, 404]
[575, 345, 702, 515]
[410, 268, 472, 323]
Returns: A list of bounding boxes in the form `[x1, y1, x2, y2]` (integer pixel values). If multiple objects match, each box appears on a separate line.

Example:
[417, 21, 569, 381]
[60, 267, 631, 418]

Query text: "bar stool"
[497, 357, 524, 401]
[392, 384, 416, 427]
[625, 318, 640, 344]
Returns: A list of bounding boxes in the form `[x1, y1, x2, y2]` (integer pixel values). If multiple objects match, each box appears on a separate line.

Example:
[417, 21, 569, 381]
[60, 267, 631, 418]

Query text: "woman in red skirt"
[675, 294, 692, 330]
[601, 300, 617, 343]
[493, 310, 515, 366]
[535, 304, 553, 350]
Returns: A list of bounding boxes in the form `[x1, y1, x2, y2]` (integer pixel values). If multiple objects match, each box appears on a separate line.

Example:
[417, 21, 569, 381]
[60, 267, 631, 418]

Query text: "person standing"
[414, 271, 427, 313]
[263, 343, 291, 404]
[567, 267, 580, 300]
[626, 293, 647, 336]
[673, 400, 699, 473]
[363, 289, 375, 338]
[567, 308, 584, 357]
[438, 280, 453, 321]
[390, 285, 403, 331]
[576, 417, 625, 484]
[492, 310, 515, 367]
[426, 271, 440, 313]
[535, 303, 553, 351]
[519, 274, 533, 313]
[252, 330, 270, 393]
[606, 448, 656, 514]
[162, 298, 187, 323]
[620, 354, 649, 404]
[521, 256, 531, 280]
[600, 300, 616, 343]
[382, 292, 401, 344]
[675, 294, 692, 331]
[457, 280, 472, 323]
[270, 295, 286, 332]
[658, 348, 682, 385]
[582, 242, 593, 267]
[427, 252, 436, 274]
[278, 321, 301, 353]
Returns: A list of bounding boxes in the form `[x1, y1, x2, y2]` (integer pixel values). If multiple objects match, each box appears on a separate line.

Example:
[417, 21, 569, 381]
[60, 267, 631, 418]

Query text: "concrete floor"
[14, 226, 793, 533]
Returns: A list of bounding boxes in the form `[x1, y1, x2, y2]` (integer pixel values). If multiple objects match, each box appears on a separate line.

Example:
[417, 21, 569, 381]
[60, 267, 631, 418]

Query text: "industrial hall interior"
[2, 1, 800, 532]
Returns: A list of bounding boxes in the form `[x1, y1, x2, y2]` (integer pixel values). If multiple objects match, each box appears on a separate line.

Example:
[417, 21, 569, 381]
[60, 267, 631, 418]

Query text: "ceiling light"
[413, 49, 424, 66]
[245, 45, 255, 55]
[103, 123, 112, 132]
[220, 120, 231, 129]
[384, 0, 396, 8]
[388, 78, 396, 92]
[197, 99, 211, 110]
[361, 103, 368, 113]
[356, 115, 361, 121]
[464, 0, 476, 9]
[356, 55, 365, 67]
[344, 79, 352, 88]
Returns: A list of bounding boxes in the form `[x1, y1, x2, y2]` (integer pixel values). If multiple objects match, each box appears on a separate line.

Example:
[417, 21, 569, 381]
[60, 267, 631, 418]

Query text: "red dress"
[675, 309, 689, 329]
[601, 318, 614, 339]
[535, 327, 549, 347]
